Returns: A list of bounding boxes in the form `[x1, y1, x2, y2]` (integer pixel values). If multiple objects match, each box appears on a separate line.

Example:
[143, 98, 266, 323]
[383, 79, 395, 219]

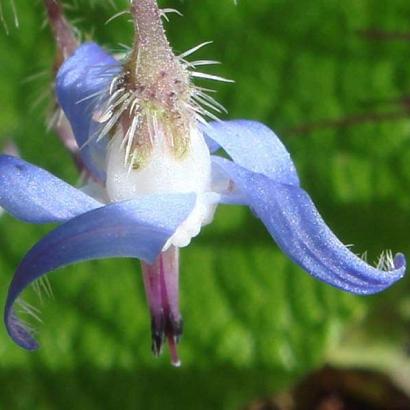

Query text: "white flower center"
[105, 122, 216, 248]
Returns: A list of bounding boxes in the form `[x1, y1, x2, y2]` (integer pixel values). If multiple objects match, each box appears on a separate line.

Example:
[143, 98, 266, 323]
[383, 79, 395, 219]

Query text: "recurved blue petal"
[0, 155, 102, 223]
[203, 120, 300, 186]
[56, 42, 121, 182]
[214, 157, 406, 295]
[4, 193, 196, 350]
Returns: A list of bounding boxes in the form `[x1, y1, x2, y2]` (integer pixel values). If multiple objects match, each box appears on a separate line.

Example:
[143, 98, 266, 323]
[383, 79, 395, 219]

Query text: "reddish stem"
[44, 0, 78, 62]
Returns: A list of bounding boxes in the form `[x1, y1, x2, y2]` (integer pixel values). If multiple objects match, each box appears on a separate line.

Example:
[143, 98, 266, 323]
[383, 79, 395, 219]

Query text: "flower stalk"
[130, 0, 169, 49]
[101, 0, 193, 171]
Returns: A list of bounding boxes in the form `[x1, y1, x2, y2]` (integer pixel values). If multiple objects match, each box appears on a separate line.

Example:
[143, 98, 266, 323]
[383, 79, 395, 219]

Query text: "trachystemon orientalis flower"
[0, 0, 406, 366]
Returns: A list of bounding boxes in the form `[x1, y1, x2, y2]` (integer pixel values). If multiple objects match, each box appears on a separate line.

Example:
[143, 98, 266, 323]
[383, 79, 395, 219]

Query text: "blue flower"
[0, 41, 405, 366]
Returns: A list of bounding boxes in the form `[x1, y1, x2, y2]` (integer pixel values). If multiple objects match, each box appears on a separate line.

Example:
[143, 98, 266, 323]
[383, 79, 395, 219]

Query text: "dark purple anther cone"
[141, 246, 182, 367]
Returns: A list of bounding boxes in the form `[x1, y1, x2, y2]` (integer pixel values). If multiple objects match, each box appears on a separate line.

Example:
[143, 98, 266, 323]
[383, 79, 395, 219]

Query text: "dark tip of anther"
[170, 317, 183, 343]
[151, 335, 163, 356]
[150, 315, 165, 356]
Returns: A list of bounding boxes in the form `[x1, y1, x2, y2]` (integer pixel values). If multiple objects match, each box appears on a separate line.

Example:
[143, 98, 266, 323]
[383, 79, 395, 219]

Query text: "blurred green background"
[0, 0, 409, 408]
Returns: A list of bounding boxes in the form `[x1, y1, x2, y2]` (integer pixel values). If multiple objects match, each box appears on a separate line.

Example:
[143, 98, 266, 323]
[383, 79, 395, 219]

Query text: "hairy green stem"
[130, 0, 169, 49]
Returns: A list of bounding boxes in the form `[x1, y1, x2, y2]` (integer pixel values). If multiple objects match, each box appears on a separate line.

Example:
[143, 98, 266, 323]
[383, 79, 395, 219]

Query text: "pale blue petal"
[0, 155, 102, 223]
[202, 120, 300, 186]
[214, 157, 406, 295]
[56, 42, 121, 182]
[4, 193, 196, 350]
[203, 131, 220, 154]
